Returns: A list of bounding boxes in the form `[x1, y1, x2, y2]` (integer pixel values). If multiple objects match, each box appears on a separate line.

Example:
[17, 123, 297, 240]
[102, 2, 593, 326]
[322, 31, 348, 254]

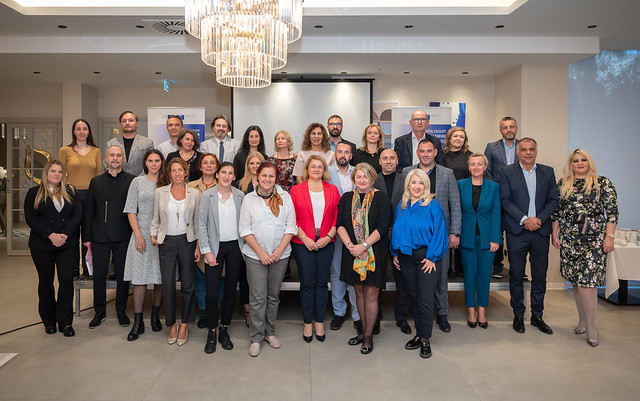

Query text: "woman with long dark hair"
[25, 160, 81, 337]
[233, 125, 268, 181]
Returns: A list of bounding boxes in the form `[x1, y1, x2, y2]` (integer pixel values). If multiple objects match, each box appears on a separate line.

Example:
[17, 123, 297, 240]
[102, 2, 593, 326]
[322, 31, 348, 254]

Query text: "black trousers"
[205, 240, 244, 328]
[391, 260, 411, 321]
[92, 240, 129, 314]
[159, 234, 196, 326]
[31, 246, 78, 327]
[398, 248, 438, 339]
[292, 242, 334, 324]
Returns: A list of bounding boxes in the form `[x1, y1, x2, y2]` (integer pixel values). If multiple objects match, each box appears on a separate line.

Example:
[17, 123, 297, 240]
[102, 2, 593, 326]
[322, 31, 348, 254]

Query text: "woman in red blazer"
[290, 155, 340, 343]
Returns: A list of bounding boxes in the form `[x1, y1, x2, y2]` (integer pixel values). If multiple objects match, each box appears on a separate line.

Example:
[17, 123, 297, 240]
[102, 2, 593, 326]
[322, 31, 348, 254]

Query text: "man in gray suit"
[403, 138, 461, 333]
[374, 149, 411, 335]
[484, 116, 519, 279]
[327, 142, 360, 332]
[105, 111, 154, 177]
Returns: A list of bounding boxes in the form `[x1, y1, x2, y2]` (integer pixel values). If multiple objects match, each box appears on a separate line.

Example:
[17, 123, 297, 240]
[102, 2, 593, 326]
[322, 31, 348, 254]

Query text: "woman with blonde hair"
[390, 169, 448, 358]
[293, 123, 335, 183]
[24, 160, 81, 336]
[268, 130, 297, 192]
[551, 149, 618, 347]
[336, 163, 391, 354]
[351, 124, 385, 173]
[237, 152, 266, 194]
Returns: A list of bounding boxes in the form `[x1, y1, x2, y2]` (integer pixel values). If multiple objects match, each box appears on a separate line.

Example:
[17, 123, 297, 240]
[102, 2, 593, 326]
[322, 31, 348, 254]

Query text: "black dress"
[337, 190, 391, 288]
[166, 150, 202, 182]
[351, 148, 383, 173]
[442, 149, 472, 180]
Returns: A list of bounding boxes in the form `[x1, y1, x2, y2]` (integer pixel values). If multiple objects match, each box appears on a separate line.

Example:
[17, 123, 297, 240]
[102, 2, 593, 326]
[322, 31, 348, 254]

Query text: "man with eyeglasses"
[394, 110, 443, 173]
[327, 115, 356, 155]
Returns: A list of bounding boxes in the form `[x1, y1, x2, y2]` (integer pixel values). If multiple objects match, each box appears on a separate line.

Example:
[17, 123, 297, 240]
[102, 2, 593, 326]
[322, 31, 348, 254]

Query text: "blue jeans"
[330, 236, 359, 320]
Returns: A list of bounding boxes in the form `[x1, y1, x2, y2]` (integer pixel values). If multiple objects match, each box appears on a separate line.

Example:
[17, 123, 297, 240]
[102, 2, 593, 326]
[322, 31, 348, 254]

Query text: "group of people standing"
[24, 110, 618, 359]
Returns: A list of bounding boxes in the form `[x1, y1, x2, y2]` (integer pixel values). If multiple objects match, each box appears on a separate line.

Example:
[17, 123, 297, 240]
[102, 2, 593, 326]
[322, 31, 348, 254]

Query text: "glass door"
[6, 123, 61, 255]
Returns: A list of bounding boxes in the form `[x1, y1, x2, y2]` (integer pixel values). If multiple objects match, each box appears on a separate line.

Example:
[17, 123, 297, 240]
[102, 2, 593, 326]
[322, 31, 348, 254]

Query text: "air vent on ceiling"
[151, 21, 187, 35]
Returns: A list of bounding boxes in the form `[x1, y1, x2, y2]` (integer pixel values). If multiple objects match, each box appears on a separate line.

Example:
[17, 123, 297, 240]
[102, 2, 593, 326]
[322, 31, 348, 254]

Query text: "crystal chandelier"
[185, 1, 303, 88]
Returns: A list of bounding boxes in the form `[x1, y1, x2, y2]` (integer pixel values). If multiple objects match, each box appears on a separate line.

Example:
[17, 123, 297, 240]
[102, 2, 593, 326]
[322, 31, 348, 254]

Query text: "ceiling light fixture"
[461, 71, 469, 75]
[57, 25, 68, 29]
[185, 0, 303, 89]
[587, 25, 597, 29]
[495, 24, 505, 28]
[404, 25, 413, 29]
[135, 25, 145, 29]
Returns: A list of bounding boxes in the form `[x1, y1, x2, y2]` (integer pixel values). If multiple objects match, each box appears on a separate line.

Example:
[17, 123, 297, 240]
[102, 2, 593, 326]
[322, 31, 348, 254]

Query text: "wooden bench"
[73, 279, 529, 316]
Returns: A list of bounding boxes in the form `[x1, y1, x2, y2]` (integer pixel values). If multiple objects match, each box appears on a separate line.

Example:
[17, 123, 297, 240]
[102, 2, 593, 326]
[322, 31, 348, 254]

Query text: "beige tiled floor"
[1, 240, 639, 401]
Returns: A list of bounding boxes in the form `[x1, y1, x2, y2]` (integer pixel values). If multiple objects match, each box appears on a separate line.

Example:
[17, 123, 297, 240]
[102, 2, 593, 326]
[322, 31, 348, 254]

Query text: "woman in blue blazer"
[457, 153, 502, 328]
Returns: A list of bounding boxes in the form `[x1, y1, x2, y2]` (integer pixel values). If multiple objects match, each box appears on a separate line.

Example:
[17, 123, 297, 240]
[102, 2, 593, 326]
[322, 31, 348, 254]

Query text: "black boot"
[204, 329, 217, 354]
[151, 306, 162, 332]
[127, 313, 145, 341]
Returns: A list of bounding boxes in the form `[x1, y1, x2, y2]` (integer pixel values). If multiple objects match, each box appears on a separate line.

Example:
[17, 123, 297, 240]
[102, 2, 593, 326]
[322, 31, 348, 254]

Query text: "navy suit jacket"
[483, 138, 519, 181]
[499, 163, 559, 236]
[457, 178, 502, 249]
[394, 132, 443, 173]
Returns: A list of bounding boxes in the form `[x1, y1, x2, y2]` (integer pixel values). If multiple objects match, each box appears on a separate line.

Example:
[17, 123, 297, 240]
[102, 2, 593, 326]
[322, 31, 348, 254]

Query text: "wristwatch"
[363, 241, 370, 249]
[606, 233, 615, 239]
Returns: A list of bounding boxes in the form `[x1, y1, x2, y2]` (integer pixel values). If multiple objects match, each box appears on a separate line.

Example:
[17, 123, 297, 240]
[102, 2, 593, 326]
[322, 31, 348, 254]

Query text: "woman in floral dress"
[268, 130, 297, 192]
[551, 149, 618, 347]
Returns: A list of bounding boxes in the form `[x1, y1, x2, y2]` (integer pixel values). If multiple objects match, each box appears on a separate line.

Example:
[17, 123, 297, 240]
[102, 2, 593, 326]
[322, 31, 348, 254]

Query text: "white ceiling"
[0, 0, 638, 89]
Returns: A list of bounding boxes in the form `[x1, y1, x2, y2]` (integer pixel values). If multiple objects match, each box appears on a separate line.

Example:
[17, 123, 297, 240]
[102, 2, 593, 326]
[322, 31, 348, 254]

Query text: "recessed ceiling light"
[340, 71, 347, 75]
[93, 71, 101, 74]
[587, 25, 598, 29]
[404, 25, 414, 29]
[495, 25, 505, 29]
[461, 71, 469, 75]
[33, 71, 41, 74]
[155, 72, 162, 75]
[314, 25, 323, 29]
[281, 71, 287, 74]
[135, 25, 145, 29]
[403, 71, 410, 75]
[57, 25, 68, 29]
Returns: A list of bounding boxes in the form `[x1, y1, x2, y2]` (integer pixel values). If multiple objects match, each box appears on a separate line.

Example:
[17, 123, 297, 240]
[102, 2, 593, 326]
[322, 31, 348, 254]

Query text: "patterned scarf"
[351, 190, 376, 280]
[257, 186, 283, 217]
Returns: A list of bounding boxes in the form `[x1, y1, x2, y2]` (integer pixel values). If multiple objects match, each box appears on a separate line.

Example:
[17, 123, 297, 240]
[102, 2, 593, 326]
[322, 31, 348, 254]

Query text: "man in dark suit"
[394, 110, 443, 173]
[484, 116, 520, 279]
[84, 145, 135, 329]
[499, 137, 558, 335]
[403, 138, 461, 333]
[373, 149, 411, 335]
[327, 114, 357, 155]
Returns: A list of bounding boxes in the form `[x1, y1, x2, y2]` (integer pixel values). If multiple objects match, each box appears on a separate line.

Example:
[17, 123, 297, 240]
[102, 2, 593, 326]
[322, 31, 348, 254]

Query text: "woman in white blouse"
[239, 161, 297, 357]
[198, 161, 246, 354]
[150, 158, 201, 346]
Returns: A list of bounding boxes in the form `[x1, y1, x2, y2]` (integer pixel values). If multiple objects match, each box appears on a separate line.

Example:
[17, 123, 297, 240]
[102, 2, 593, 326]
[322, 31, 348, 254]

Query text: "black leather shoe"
[373, 320, 381, 335]
[405, 335, 421, 350]
[330, 315, 345, 330]
[348, 335, 364, 346]
[396, 320, 412, 334]
[117, 312, 130, 327]
[62, 325, 75, 337]
[512, 317, 525, 333]
[218, 326, 234, 350]
[127, 313, 144, 341]
[316, 333, 326, 342]
[303, 334, 313, 343]
[360, 343, 373, 354]
[436, 315, 451, 333]
[530, 316, 553, 335]
[45, 325, 57, 334]
[420, 341, 432, 359]
[89, 312, 106, 329]
[353, 320, 362, 333]
[204, 329, 217, 354]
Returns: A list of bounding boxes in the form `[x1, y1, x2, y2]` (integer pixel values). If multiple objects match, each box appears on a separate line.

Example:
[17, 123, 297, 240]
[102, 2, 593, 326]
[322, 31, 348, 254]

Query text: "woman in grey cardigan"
[198, 162, 246, 354]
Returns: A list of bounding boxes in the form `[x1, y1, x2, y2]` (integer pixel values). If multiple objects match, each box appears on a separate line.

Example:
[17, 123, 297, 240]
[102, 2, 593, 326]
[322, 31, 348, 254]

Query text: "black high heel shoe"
[467, 320, 477, 328]
[303, 334, 313, 343]
[315, 333, 325, 342]
[478, 321, 488, 329]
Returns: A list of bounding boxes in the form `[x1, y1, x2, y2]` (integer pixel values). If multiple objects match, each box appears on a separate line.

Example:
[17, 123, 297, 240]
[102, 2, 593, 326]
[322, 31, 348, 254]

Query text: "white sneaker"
[249, 342, 261, 357]
[264, 335, 281, 349]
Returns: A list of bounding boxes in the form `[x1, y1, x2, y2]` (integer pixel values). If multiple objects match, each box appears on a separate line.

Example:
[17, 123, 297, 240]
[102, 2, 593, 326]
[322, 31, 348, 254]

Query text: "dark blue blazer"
[457, 178, 502, 249]
[499, 163, 559, 236]
[483, 139, 519, 181]
[393, 132, 443, 173]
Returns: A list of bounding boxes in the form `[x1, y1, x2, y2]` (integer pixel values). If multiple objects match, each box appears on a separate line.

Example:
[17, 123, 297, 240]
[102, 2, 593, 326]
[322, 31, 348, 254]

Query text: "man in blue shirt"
[327, 114, 356, 155]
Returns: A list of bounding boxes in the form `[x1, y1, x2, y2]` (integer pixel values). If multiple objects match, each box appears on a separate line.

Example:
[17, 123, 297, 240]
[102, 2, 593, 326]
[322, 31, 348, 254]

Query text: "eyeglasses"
[328, 123, 342, 126]
[412, 118, 428, 123]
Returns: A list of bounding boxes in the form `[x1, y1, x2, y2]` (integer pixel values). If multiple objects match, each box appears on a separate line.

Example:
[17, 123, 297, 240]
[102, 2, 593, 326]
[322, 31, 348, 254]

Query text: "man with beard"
[327, 142, 360, 332]
[327, 115, 356, 155]
[484, 116, 520, 279]
[200, 114, 240, 163]
[84, 145, 135, 329]
[105, 111, 154, 177]
[157, 115, 183, 158]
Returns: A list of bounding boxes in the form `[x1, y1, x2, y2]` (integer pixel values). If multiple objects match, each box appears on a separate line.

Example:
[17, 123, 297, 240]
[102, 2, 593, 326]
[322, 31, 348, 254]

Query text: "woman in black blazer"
[24, 160, 82, 337]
